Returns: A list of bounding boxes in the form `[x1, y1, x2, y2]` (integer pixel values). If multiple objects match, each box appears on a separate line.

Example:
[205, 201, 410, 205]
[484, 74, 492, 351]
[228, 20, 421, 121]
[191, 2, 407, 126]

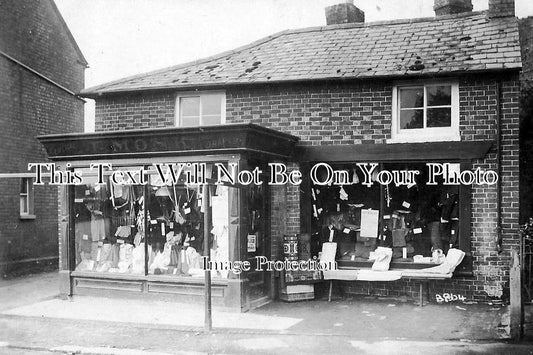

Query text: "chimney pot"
[433, 0, 473, 16]
[488, 0, 515, 18]
[325, 1, 364, 25]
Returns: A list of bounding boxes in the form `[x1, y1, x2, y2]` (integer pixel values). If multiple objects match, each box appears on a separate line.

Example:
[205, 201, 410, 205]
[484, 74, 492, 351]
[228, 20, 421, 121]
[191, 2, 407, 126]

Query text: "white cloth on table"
[414, 248, 465, 274]
[323, 269, 358, 281]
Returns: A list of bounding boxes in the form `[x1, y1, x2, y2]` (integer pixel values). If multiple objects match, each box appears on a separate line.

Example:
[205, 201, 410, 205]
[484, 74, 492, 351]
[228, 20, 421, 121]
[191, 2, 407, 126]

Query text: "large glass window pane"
[399, 88, 424, 108]
[311, 163, 462, 266]
[146, 164, 231, 278]
[383, 162, 460, 262]
[74, 170, 145, 274]
[399, 109, 423, 129]
[427, 85, 451, 106]
[427, 108, 452, 127]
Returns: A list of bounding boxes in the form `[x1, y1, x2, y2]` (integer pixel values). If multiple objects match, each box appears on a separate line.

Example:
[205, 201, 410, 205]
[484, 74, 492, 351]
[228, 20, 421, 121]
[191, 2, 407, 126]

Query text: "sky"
[53, 0, 533, 132]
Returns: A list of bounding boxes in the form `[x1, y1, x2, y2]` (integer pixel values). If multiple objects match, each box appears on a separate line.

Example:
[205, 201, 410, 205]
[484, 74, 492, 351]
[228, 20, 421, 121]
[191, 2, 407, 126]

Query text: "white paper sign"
[360, 209, 379, 239]
[247, 234, 257, 252]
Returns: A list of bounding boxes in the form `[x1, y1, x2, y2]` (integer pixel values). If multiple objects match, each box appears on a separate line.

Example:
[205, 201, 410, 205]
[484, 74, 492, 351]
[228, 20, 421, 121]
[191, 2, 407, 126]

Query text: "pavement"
[0, 272, 533, 354]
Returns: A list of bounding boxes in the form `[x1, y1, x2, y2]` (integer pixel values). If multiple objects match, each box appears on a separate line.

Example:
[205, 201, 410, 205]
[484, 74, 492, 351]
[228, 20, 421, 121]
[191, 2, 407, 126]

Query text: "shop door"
[245, 183, 271, 309]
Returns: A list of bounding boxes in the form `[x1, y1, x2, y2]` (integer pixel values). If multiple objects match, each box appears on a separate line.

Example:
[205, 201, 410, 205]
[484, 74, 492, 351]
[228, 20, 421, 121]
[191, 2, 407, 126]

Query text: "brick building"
[39, 0, 524, 310]
[0, 0, 86, 277]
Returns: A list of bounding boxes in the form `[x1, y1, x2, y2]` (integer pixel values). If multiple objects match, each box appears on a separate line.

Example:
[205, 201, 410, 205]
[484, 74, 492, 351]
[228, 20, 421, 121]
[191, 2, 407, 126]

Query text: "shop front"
[294, 141, 495, 301]
[38, 123, 299, 312]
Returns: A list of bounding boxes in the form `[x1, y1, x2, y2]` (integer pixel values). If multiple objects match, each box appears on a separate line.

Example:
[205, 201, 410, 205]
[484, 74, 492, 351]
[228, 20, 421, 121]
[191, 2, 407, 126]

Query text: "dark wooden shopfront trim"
[38, 123, 299, 161]
[295, 141, 493, 162]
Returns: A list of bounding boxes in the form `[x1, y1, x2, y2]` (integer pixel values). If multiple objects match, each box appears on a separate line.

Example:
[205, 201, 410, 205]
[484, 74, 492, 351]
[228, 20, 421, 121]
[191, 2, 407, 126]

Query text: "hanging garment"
[90, 213, 106, 241]
[428, 221, 443, 250]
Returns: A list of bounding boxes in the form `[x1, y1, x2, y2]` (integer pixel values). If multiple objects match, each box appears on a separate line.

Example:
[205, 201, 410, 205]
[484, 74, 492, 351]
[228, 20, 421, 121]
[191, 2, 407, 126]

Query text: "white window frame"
[389, 82, 460, 143]
[175, 91, 226, 127]
[20, 177, 35, 219]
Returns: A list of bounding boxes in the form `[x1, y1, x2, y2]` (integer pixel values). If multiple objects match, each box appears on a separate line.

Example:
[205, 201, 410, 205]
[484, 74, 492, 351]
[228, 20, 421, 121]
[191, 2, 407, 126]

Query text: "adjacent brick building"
[0, 0, 86, 277]
[40, 0, 524, 307]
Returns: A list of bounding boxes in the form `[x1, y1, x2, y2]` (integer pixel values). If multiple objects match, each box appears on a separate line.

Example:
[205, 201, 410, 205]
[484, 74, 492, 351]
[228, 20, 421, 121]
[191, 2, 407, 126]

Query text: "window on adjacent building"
[20, 178, 34, 218]
[176, 92, 225, 127]
[391, 83, 459, 143]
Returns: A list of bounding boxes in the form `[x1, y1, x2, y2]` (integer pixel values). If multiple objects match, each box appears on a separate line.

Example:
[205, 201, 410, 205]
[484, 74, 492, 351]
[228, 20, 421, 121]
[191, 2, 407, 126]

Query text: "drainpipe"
[496, 81, 503, 254]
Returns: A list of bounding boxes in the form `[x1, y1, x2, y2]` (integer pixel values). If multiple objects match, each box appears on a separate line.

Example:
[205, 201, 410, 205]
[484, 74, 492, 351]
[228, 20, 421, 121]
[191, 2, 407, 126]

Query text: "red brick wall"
[93, 73, 520, 301]
[94, 92, 175, 132]
[0, 0, 85, 277]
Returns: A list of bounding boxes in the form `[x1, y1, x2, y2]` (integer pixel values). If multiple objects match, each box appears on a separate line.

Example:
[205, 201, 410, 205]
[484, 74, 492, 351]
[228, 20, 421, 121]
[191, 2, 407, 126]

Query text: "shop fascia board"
[37, 123, 299, 161]
[295, 141, 493, 162]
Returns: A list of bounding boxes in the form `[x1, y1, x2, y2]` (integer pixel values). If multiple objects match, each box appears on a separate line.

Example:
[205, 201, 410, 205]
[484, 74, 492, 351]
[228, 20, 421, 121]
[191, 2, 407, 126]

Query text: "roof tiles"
[82, 11, 522, 96]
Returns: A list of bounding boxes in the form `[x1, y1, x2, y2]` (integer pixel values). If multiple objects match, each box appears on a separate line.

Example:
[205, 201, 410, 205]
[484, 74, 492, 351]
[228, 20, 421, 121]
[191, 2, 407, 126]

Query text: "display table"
[324, 268, 453, 306]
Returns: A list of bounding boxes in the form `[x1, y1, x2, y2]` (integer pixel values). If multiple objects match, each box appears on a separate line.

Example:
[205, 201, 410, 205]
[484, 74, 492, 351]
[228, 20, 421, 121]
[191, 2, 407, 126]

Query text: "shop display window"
[73, 164, 235, 278]
[310, 162, 464, 266]
[73, 170, 144, 274]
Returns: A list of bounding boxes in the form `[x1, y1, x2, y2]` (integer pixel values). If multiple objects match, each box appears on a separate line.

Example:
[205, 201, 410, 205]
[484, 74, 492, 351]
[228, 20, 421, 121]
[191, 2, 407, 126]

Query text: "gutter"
[0, 49, 85, 102]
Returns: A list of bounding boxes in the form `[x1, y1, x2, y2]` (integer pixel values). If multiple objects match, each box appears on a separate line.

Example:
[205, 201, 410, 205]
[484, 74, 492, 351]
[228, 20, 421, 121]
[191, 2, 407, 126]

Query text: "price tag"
[184, 207, 191, 215]
[82, 234, 89, 240]
[95, 185, 101, 192]
[343, 228, 351, 234]
[402, 201, 411, 209]
[117, 239, 124, 244]
[170, 222, 174, 229]
[150, 220, 157, 225]
[383, 215, 391, 220]
[451, 230, 455, 235]
[413, 228, 422, 234]
[85, 190, 90, 196]
[74, 198, 84, 203]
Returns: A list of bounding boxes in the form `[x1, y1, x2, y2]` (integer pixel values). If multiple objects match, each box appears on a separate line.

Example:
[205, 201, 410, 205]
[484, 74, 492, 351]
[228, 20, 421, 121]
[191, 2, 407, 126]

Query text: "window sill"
[19, 214, 36, 220]
[387, 135, 460, 144]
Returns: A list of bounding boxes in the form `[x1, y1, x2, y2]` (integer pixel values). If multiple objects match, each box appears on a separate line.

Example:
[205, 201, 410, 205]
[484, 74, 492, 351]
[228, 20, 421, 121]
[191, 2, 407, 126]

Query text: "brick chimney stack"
[433, 0, 473, 16]
[488, 0, 515, 18]
[325, 0, 364, 25]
